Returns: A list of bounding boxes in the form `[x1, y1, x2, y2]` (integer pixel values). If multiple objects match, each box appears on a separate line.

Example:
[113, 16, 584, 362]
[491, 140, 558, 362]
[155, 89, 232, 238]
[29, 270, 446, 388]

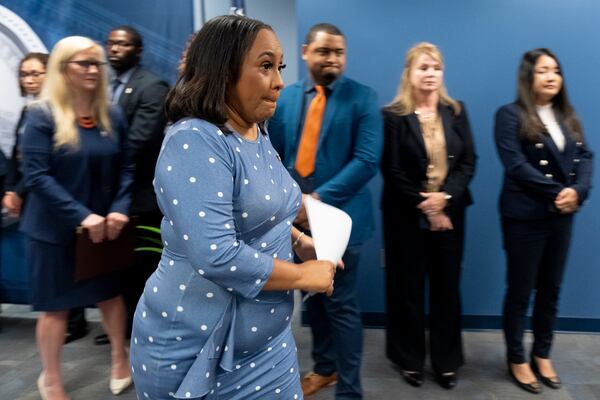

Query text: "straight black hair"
[517, 48, 583, 142]
[165, 15, 272, 131]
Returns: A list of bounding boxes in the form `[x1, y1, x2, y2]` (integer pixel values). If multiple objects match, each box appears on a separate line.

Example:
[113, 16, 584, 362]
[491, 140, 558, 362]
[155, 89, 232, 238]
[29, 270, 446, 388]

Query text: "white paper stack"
[304, 196, 352, 264]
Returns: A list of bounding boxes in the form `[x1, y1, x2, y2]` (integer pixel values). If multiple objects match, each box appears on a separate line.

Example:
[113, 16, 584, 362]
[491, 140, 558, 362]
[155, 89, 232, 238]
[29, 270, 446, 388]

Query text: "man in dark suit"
[269, 23, 383, 400]
[94, 25, 169, 344]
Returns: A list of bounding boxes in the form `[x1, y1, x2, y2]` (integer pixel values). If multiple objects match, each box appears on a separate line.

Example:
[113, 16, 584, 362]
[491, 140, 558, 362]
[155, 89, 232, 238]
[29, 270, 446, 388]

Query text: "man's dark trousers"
[305, 246, 363, 399]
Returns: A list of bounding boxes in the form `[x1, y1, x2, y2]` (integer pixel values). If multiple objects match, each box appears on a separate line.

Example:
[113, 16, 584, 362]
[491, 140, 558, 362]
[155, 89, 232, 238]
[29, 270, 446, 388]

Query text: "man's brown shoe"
[301, 371, 337, 397]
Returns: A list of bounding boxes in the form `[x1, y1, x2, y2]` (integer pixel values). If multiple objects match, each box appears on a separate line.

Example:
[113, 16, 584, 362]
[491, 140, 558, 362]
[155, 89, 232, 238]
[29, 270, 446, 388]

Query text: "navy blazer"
[5, 106, 27, 196]
[20, 104, 134, 245]
[494, 102, 593, 220]
[381, 102, 476, 218]
[117, 66, 169, 214]
[269, 76, 383, 246]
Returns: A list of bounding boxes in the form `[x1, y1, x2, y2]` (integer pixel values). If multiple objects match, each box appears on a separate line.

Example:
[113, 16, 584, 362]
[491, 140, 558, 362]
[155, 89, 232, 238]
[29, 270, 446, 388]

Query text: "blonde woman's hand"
[81, 213, 106, 243]
[428, 212, 453, 231]
[417, 192, 448, 215]
[105, 212, 129, 240]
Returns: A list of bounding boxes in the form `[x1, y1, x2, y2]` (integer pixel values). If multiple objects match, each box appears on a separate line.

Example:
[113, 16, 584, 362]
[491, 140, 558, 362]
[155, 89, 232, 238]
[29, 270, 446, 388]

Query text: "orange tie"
[295, 85, 326, 177]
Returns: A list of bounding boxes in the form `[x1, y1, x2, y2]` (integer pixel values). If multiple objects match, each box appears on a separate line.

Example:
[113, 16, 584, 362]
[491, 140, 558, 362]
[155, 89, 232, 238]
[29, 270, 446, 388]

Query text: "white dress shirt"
[536, 103, 565, 152]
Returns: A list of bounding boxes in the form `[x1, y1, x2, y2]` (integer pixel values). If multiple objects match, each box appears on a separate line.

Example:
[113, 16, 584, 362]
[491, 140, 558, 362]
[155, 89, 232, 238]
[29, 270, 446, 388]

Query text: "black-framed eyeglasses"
[19, 71, 45, 78]
[105, 40, 136, 48]
[66, 60, 108, 70]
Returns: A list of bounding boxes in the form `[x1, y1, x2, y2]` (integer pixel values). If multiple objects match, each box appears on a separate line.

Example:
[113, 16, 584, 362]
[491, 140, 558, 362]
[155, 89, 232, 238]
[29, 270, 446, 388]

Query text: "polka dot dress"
[130, 119, 303, 399]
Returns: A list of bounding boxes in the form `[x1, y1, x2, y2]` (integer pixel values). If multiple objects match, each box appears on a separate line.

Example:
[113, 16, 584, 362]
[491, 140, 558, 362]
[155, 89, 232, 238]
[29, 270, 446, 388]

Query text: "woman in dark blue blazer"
[495, 48, 593, 394]
[2, 52, 48, 216]
[381, 42, 476, 390]
[21, 36, 134, 399]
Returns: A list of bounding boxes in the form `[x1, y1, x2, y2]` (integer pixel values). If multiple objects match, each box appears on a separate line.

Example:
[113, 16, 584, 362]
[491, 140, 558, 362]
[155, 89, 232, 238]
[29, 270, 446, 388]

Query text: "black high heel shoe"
[530, 358, 562, 389]
[401, 370, 424, 387]
[435, 371, 457, 389]
[507, 362, 542, 394]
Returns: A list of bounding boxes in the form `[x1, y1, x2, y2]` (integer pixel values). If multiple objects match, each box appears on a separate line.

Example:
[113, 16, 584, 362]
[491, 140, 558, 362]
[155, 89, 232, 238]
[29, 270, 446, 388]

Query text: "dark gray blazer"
[117, 66, 169, 214]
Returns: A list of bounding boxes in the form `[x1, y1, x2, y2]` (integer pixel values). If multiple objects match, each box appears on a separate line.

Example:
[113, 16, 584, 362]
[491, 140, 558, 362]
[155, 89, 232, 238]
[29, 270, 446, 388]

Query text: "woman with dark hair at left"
[20, 36, 134, 399]
[130, 15, 337, 400]
[6, 52, 92, 346]
[2, 52, 48, 216]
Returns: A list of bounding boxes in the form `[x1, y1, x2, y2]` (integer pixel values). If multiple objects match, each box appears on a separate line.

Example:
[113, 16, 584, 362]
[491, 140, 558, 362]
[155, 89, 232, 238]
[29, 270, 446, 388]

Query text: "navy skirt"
[27, 237, 121, 311]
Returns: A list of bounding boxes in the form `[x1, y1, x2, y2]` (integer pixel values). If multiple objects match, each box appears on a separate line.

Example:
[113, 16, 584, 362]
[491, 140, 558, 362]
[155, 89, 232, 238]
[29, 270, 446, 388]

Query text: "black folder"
[74, 221, 136, 282]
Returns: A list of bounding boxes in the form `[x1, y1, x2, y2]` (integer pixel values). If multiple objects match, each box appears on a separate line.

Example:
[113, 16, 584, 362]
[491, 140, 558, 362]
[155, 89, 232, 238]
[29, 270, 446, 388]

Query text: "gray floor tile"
[2, 303, 600, 399]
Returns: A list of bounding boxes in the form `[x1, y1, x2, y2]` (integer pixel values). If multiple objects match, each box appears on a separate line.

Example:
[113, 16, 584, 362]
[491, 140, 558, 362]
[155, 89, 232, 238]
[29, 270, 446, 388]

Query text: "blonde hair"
[386, 42, 461, 116]
[39, 36, 112, 149]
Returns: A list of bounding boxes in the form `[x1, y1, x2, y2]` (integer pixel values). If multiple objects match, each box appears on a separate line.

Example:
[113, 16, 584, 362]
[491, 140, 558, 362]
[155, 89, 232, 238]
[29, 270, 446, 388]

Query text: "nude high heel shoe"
[37, 371, 71, 400]
[37, 372, 48, 400]
[110, 375, 133, 395]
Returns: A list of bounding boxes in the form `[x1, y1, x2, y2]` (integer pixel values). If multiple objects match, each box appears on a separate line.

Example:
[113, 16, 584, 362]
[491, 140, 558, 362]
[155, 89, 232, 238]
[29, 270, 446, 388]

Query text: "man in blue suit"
[269, 23, 383, 400]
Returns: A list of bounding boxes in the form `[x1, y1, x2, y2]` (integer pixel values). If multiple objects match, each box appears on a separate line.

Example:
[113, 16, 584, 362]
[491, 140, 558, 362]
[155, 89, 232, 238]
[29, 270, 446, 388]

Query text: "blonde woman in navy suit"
[21, 36, 134, 399]
[495, 48, 593, 394]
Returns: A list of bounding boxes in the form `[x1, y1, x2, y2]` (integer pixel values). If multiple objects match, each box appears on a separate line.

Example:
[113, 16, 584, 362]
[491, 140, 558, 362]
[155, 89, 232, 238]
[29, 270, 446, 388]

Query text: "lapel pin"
[125, 87, 133, 94]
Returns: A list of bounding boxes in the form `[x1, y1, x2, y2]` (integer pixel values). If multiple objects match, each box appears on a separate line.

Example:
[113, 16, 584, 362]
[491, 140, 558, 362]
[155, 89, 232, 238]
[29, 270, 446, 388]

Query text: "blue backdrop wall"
[2, 0, 599, 329]
[297, 0, 600, 329]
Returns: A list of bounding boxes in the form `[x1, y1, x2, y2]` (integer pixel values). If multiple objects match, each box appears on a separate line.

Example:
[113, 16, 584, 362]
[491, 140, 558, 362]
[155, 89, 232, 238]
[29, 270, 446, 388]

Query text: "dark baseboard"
[301, 311, 600, 333]
[0, 288, 30, 305]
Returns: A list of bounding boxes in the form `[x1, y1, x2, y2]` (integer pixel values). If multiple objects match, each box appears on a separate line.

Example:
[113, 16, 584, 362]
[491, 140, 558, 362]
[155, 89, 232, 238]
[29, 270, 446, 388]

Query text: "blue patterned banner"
[0, 0, 194, 155]
[0, 0, 194, 303]
[230, 0, 245, 16]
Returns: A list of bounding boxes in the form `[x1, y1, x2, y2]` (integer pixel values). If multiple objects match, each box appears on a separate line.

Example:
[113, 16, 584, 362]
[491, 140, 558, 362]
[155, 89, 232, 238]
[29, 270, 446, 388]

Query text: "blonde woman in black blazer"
[381, 42, 476, 390]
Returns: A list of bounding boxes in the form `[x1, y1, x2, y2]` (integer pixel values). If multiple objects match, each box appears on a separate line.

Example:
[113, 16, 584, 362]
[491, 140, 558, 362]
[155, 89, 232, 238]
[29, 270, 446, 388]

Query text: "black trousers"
[122, 209, 163, 337]
[501, 215, 573, 364]
[383, 208, 465, 373]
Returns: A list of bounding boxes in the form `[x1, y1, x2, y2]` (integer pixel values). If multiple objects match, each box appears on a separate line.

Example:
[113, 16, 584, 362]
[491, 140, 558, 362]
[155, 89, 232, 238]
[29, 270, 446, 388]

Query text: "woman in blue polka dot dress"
[130, 16, 337, 400]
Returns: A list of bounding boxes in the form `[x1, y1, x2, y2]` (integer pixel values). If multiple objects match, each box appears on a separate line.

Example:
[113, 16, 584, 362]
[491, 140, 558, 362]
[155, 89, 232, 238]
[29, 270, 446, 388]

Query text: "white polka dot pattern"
[132, 120, 303, 398]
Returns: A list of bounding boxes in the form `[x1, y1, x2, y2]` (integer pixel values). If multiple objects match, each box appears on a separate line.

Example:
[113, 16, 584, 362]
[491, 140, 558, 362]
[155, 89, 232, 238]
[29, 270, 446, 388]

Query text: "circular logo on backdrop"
[0, 5, 47, 156]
